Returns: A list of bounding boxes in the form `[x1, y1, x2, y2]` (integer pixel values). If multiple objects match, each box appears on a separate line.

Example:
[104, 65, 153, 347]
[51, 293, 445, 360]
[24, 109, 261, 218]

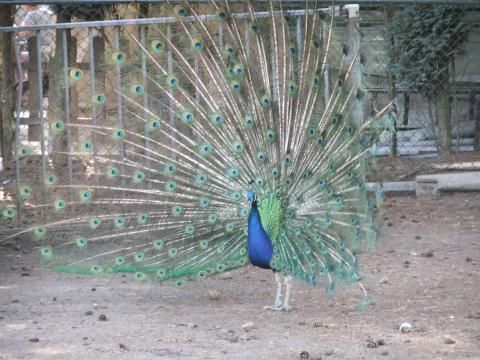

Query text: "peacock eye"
[16, 4, 385, 302]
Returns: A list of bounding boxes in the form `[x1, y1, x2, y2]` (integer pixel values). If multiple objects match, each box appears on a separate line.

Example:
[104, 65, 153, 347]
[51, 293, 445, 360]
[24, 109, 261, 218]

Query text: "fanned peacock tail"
[1, 1, 392, 299]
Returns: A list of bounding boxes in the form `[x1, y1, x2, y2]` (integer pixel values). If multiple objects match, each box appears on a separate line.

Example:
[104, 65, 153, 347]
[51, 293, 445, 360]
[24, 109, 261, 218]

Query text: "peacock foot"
[263, 304, 292, 311]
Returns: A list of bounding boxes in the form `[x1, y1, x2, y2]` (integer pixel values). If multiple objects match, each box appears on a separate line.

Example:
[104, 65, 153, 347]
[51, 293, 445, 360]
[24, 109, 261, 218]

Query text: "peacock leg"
[281, 275, 293, 311]
[263, 272, 283, 310]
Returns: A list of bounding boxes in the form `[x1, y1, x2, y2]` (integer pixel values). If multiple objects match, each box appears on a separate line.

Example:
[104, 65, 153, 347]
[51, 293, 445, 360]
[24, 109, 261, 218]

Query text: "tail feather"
[1, 1, 391, 299]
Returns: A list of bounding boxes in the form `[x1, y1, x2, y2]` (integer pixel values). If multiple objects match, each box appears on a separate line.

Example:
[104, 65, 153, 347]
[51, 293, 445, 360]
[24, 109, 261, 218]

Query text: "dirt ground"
[0, 192, 479, 360]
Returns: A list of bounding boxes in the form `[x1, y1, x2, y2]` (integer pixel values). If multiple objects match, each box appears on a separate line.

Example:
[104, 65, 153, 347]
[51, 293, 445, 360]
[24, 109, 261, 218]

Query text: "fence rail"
[0, 8, 337, 33]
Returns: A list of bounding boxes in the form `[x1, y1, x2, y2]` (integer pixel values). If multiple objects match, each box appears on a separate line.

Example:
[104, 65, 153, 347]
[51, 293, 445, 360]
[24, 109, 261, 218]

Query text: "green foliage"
[386, 5, 470, 99]
[52, 4, 118, 21]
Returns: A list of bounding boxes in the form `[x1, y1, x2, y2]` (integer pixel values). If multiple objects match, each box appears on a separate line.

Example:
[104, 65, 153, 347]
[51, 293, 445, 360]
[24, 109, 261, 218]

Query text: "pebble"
[324, 349, 334, 356]
[217, 329, 239, 343]
[239, 333, 256, 341]
[85, 310, 93, 316]
[119, 343, 129, 351]
[421, 250, 434, 258]
[443, 335, 456, 344]
[241, 321, 256, 332]
[313, 322, 335, 329]
[300, 350, 310, 359]
[399, 322, 412, 333]
[177, 323, 198, 330]
[377, 339, 386, 346]
[220, 272, 233, 280]
[208, 290, 222, 300]
[29, 338, 39, 343]
[379, 277, 389, 284]
[381, 350, 389, 356]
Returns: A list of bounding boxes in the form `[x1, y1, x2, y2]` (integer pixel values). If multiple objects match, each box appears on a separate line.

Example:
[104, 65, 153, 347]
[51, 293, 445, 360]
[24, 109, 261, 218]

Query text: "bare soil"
[1, 192, 479, 360]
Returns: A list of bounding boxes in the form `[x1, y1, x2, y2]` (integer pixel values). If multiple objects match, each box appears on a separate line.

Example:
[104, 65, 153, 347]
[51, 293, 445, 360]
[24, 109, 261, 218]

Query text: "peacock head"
[247, 191, 257, 207]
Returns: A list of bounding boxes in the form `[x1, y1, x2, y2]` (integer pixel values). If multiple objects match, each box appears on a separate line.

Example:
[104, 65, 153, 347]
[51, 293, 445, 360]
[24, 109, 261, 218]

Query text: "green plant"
[386, 5, 470, 152]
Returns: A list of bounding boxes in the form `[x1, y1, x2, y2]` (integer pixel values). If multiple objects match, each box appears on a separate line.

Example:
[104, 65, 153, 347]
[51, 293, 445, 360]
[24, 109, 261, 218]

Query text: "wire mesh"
[0, 1, 479, 211]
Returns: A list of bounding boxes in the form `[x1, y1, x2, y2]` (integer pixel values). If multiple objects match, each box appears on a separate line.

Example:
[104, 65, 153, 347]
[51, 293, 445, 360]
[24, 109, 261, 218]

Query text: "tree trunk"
[435, 87, 451, 154]
[49, 11, 73, 168]
[345, 5, 365, 127]
[384, 5, 397, 157]
[0, 5, 15, 163]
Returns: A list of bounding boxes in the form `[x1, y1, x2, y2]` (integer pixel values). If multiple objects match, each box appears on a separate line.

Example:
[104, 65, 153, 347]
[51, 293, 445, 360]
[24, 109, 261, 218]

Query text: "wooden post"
[50, 31, 77, 168]
[0, 5, 15, 163]
[384, 5, 398, 157]
[27, 36, 41, 141]
[49, 11, 74, 167]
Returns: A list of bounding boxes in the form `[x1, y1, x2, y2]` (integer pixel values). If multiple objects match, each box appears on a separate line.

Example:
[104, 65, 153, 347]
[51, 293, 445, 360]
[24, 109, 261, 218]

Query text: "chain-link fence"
[359, 3, 480, 181]
[0, 1, 479, 193]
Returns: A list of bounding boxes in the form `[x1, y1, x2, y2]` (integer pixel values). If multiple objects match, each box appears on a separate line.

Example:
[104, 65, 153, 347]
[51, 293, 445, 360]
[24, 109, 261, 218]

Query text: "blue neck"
[247, 202, 273, 269]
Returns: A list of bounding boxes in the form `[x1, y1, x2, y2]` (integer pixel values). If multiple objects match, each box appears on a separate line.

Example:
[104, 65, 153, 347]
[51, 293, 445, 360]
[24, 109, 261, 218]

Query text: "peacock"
[1, 0, 392, 311]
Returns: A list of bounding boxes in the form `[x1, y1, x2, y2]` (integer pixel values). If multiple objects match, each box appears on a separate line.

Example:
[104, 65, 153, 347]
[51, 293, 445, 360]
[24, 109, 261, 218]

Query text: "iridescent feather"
[1, 0, 392, 304]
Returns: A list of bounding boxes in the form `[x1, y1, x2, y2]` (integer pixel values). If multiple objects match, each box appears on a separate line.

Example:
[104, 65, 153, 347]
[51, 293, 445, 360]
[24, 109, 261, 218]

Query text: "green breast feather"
[258, 193, 283, 244]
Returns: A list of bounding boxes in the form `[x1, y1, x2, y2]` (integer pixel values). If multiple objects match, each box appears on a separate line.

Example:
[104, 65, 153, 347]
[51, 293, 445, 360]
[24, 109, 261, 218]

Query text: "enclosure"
[0, 1, 479, 359]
